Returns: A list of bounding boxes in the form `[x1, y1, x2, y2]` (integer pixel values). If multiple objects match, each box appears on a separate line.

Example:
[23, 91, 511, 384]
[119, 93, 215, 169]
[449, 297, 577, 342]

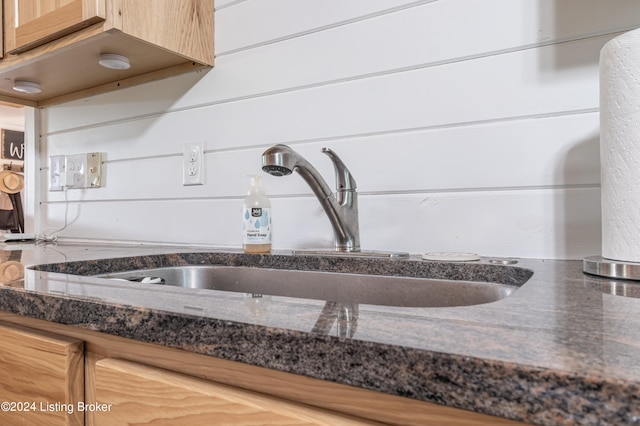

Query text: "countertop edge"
[0, 283, 638, 426]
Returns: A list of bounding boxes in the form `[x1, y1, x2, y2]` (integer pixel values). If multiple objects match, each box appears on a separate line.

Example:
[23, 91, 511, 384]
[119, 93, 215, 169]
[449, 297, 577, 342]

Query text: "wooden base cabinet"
[0, 322, 84, 426]
[0, 315, 528, 426]
[91, 358, 377, 425]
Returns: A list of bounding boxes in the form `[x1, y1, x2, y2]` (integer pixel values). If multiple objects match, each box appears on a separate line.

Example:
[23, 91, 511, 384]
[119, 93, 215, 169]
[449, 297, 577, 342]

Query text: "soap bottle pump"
[242, 175, 272, 253]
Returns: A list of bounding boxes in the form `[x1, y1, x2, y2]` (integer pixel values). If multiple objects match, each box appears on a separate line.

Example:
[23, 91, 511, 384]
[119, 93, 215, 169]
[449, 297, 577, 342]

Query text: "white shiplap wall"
[36, 0, 640, 259]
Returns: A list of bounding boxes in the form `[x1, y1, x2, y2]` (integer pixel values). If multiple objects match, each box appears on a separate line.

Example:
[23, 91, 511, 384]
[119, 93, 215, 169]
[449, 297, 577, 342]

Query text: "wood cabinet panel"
[121, 0, 214, 66]
[93, 358, 377, 426]
[0, 0, 213, 106]
[0, 322, 84, 426]
[5, 0, 106, 54]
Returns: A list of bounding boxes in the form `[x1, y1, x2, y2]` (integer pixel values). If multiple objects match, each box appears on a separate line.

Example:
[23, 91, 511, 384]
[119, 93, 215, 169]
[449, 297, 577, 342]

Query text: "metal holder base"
[583, 255, 640, 281]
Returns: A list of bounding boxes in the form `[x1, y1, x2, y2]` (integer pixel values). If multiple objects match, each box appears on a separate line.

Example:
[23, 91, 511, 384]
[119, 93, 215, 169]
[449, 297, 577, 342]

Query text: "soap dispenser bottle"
[242, 175, 272, 253]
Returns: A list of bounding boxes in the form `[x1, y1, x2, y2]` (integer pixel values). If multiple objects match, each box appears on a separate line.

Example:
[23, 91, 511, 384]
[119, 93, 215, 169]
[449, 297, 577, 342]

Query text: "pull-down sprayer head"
[261, 144, 297, 176]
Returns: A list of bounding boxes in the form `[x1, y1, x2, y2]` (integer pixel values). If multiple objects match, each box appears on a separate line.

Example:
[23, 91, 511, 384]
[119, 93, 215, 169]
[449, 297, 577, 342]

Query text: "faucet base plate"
[292, 249, 410, 259]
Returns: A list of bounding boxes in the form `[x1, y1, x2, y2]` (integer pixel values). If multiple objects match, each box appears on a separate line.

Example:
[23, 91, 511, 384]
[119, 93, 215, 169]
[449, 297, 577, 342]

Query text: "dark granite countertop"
[0, 242, 638, 425]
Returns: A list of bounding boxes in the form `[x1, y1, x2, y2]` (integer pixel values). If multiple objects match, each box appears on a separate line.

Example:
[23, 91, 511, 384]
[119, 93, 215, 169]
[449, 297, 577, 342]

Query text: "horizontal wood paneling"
[215, 0, 437, 54]
[42, 113, 600, 202]
[41, 32, 605, 159]
[42, 0, 640, 133]
[40, 187, 601, 259]
[214, 0, 640, 55]
[214, 0, 238, 8]
[35, 0, 639, 259]
[41, 34, 604, 141]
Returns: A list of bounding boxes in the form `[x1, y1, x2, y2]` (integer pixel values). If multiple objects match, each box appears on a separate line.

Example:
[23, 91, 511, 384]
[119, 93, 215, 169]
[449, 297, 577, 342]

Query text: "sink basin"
[96, 265, 521, 308]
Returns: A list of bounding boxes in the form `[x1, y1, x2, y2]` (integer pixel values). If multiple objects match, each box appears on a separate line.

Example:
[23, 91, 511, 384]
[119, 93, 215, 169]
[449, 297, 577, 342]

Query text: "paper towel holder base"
[583, 256, 640, 281]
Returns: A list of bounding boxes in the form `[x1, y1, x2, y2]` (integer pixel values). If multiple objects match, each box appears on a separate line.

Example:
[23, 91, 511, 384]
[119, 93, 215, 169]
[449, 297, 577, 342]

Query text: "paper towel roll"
[600, 28, 640, 262]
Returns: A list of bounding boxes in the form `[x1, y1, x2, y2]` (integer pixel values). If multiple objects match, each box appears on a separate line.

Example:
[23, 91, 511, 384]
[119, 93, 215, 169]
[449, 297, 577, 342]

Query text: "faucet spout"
[261, 144, 360, 252]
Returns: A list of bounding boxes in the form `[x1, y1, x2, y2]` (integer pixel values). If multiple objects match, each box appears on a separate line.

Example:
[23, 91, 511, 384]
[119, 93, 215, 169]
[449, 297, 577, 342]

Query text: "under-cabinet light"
[98, 54, 131, 70]
[13, 80, 42, 93]
[12, 80, 42, 94]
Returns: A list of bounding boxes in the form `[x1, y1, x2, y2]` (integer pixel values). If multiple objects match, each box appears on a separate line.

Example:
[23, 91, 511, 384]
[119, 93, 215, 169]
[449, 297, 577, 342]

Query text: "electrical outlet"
[49, 153, 103, 190]
[183, 142, 204, 186]
[65, 154, 87, 188]
[49, 155, 65, 191]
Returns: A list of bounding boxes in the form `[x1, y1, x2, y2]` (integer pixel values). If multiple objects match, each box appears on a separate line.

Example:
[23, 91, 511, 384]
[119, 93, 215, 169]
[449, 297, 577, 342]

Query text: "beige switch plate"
[86, 152, 103, 188]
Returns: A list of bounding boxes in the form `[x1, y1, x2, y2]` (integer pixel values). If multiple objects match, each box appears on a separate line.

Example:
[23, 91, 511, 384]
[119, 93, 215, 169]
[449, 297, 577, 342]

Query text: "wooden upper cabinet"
[5, 0, 106, 54]
[0, 0, 214, 106]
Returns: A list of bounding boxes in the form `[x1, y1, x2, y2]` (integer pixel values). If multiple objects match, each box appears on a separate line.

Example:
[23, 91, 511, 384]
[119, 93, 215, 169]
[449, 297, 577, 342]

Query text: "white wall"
[0, 104, 25, 131]
[36, 0, 640, 259]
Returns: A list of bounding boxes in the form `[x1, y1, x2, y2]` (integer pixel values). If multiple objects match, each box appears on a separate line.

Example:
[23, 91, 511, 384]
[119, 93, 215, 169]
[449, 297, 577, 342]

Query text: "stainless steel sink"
[96, 265, 519, 308]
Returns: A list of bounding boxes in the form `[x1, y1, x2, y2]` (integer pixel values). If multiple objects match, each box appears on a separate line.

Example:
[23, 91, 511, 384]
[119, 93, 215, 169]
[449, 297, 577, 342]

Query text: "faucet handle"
[321, 148, 357, 191]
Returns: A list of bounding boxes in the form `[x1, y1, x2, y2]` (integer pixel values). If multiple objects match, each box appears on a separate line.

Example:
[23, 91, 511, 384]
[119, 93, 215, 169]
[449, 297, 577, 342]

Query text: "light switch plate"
[86, 152, 103, 188]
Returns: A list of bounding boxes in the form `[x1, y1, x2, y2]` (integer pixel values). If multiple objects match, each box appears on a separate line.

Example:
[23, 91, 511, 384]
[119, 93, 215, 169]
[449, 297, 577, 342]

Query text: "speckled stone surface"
[2, 242, 640, 425]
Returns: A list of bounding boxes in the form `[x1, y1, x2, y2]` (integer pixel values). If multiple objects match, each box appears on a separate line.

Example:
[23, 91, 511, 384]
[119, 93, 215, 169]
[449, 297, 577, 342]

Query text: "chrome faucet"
[261, 144, 360, 252]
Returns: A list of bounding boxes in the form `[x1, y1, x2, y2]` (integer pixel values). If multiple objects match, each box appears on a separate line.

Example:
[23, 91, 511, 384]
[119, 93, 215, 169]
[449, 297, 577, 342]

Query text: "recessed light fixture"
[98, 53, 131, 70]
[13, 80, 42, 94]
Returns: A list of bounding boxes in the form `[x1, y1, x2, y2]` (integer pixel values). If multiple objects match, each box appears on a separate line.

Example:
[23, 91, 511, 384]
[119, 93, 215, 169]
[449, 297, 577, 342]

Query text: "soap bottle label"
[243, 207, 272, 244]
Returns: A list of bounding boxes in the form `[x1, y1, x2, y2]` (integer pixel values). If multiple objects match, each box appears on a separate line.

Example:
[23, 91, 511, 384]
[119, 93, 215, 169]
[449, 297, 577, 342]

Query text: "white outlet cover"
[183, 142, 204, 186]
[48, 155, 65, 191]
[65, 154, 87, 188]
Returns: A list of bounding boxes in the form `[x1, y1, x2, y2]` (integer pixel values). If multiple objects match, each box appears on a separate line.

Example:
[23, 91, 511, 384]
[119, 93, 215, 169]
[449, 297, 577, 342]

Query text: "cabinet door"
[0, 322, 84, 426]
[93, 358, 377, 426]
[4, 0, 106, 54]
